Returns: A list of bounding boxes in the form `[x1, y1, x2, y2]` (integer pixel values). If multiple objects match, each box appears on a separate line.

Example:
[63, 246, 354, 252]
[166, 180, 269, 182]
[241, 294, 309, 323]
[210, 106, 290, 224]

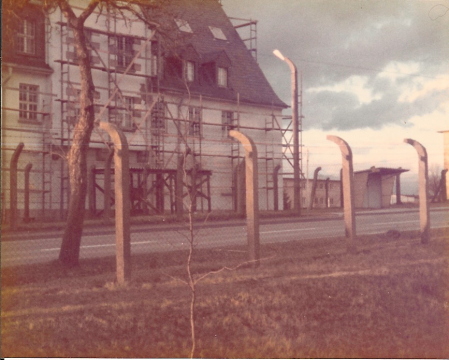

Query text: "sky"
[222, 0, 449, 193]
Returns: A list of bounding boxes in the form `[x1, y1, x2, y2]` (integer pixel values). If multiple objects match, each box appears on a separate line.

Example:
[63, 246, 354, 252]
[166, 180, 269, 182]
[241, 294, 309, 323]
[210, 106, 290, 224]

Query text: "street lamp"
[273, 49, 301, 215]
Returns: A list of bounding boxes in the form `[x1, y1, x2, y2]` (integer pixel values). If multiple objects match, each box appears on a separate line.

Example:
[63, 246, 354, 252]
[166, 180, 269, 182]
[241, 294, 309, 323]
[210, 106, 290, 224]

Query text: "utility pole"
[273, 49, 301, 215]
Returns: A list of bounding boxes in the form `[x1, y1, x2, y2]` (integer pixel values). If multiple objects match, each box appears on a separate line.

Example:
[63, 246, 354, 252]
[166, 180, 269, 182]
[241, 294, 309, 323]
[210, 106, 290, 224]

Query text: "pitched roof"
[143, 0, 287, 108]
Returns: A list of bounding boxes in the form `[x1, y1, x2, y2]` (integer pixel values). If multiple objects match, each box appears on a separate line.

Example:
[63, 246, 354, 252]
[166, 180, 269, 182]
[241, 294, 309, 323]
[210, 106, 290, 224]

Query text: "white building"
[2, 0, 287, 223]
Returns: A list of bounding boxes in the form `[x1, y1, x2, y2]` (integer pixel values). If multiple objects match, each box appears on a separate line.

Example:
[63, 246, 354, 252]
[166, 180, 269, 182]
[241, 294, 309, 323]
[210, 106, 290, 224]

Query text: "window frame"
[184, 60, 195, 83]
[209, 26, 227, 40]
[175, 19, 193, 33]
[116, 35, 134, 68]
[19, 83, 39, 122]
[151, 101, 166, 130]
[188, 106, 201, 136]
[16, 19, 36, 55]
[217, 67, 228, 88]
[121, 96, 136, 130]
[221, 110, 234, 135]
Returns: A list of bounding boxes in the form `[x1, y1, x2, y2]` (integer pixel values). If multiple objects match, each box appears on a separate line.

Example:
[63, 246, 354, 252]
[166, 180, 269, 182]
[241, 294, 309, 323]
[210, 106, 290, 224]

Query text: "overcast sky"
[222, 0, 449, 192]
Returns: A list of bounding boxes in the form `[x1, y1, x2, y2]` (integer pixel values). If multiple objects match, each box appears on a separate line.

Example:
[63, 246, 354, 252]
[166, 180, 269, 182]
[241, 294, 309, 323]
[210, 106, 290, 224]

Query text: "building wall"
[283, 178, 341, 209]
[354, 172, 369, 208]
[2, 2, 285, 222]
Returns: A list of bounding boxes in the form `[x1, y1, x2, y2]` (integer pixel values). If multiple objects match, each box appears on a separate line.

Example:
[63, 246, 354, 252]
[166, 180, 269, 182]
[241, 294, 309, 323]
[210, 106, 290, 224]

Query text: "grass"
[1, 228, 448, 358]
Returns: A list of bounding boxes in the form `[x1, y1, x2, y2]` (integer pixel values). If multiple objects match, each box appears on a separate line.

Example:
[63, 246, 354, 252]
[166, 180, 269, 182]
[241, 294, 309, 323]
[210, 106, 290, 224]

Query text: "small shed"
[354, 167, 408, 209]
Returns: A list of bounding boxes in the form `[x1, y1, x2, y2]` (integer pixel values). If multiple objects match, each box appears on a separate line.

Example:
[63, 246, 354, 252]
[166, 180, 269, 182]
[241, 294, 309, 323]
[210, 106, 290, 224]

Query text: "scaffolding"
[229, 16, 258, 62]
[3, 7, 294, 224]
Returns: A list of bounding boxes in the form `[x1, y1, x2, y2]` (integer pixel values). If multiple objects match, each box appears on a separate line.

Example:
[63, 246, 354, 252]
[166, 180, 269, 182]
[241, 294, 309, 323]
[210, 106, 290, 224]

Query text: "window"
[217, 67, 228, 87]
[189, 107, 201, 136]
[175, 19, 193, 33]
[116, 36, 134, 68]
[209, 26, 227, 40]
[137, 151, 149, 164]
[16, 19, 36, 55]
[222, 111, 234, 134]
[19, 84, 39, 121]
[184, 61, 195, 82]
[150, 41, 159, 76]
[120, 96, 136, 130]
[151, 101, 165, 129]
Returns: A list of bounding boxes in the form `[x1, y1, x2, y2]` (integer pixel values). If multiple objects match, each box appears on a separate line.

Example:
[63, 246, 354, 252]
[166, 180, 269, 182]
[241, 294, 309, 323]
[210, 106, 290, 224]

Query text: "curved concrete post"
[103, 147, 114, 219]
[441, 169, 448, 202]
[404, 138, 430, 243]
[97, 122, 131, 283]
[88, 164, 96, 218]
[10, 143, 24, 230]
[325, 177, 330, 208]
[308, 166, 322, 210]
[176, 154, 185, 217]
[327, 135, 356, 252]
[24, 163, 33, 223]
[234, 160, 246, 215]
[229, 130, 260, 267]
[273, 164, 281, 211]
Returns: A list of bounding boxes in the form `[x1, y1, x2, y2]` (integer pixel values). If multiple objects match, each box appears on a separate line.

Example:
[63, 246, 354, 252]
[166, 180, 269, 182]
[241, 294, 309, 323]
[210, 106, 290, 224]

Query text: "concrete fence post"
[103, 147, 114, 219]
[88, 164, 96, 218]
[97, 122, 131, 283]
[404, 138, 430, 243]
[10, 142, 24, 230]
[325, 177, 330, 208]
[308, 166, 322, 210]
[23, 163, 33, 223]
[273, 164, 281, 211]
[229, 130, 260, 267]
[327, 135, 356, 252]
[176, 154, 185, 217]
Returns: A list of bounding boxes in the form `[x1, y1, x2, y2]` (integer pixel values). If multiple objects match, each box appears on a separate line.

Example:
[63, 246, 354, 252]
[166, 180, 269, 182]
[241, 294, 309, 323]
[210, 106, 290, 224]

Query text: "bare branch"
[193, 255, 276, 285]
[78, 0, 100, 24]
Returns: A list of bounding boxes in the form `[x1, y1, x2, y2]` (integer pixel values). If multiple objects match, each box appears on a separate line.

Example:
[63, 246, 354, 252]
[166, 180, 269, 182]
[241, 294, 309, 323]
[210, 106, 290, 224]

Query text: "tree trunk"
[58, 6, 97, 266]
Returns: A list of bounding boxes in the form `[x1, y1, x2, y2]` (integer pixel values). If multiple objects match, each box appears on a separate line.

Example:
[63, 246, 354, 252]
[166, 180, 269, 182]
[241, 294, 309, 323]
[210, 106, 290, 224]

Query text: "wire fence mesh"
[1, 139, 447, 269]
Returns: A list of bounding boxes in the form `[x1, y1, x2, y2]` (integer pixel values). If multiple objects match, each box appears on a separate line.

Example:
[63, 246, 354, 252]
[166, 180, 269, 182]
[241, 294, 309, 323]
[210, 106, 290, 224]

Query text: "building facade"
[2, 0, 287, 222]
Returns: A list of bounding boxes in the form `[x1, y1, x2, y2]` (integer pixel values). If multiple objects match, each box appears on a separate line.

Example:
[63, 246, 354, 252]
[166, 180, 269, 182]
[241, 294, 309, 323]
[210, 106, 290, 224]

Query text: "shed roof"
[354, 167, 409, 176]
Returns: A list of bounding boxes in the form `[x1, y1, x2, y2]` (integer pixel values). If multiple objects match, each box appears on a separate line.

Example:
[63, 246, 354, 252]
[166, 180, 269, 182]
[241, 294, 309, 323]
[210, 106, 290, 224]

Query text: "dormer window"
[175, 19, 193, 33]
[217, 67, 228, 87]
[16, 19, 36, 55]
[184, 61, 195, 82]
[209, 26, 227, 40]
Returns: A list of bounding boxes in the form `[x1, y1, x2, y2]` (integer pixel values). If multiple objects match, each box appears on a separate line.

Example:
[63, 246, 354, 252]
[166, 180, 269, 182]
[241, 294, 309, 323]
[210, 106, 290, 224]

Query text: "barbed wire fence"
[1, 137, 447, 267]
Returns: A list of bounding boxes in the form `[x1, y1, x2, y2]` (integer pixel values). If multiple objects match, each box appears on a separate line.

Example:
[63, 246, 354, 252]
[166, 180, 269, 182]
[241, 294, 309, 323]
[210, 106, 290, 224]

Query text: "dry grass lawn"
[1, 228, 448, 358]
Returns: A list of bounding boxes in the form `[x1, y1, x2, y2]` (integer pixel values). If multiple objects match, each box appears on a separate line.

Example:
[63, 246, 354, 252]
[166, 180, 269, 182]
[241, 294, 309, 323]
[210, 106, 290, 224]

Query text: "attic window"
[16, 19, 36, 55]
[209, 26, 227, 40]
[217, 67, 228, 87]
[184, 61, 195, 82]
[175, 19, 193, 33]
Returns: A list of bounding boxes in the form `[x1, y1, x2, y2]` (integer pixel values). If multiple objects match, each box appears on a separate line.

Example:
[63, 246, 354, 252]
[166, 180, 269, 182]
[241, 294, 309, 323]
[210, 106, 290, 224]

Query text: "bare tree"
[428, 163, 441, 198]
[3, 0, 186, 266]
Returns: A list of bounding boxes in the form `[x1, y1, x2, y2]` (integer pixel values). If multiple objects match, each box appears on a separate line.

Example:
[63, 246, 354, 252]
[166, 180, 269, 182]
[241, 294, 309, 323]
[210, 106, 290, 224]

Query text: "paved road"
[2, 207, 448, 267]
